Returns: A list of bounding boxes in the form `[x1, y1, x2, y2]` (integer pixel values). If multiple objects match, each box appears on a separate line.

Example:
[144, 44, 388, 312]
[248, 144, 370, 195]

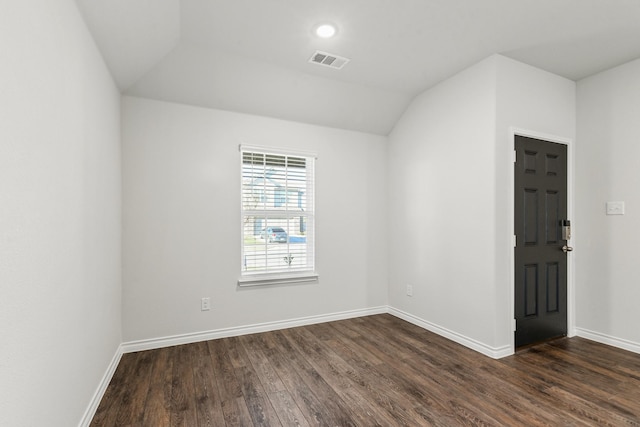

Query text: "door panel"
[515, 136, 568, 348]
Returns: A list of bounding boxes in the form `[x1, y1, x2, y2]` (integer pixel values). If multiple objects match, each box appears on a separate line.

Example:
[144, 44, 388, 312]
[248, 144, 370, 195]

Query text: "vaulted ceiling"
[76, 0, 640, 135]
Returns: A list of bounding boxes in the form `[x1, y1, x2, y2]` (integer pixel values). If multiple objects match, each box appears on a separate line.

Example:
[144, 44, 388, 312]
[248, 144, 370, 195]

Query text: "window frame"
[238, 145, 318, 287]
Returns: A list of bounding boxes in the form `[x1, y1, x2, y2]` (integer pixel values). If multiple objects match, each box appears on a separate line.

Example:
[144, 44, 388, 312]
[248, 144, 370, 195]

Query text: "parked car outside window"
[260, 227, 288, 243]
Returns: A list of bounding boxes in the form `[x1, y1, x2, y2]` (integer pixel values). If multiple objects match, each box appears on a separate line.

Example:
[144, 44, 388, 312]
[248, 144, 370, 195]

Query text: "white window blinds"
[240, 146, 316, 282]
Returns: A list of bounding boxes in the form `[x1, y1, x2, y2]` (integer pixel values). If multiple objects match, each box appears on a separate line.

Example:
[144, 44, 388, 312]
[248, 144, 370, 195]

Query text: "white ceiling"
[76, 0, 640, 135]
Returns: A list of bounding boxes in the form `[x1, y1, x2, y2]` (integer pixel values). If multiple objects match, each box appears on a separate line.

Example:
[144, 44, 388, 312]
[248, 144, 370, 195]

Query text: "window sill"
[237, 272, 319, 287]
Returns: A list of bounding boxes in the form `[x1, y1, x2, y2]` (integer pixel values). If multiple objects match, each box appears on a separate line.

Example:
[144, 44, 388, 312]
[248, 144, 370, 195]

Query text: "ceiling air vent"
[309, 50, 350, 70]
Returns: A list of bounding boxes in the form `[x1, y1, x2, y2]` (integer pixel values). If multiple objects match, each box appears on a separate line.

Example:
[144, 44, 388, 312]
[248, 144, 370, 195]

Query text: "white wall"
[575, 58, 640, 348]
[0, 1, 122, 426]
[122, 96, 388, 342]
[494, 56, 576, 348]
[387, 55, 575, 356]
[387, 57, 500, 352]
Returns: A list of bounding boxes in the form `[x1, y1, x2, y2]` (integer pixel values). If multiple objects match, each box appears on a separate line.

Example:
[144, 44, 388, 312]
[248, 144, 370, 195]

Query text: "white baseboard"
[78, 344, 123, 427]
[388, 307, 513, 359]
[121, 305, 513, 358]
[121, 306, 388, 353]
[575, 327, 640, 355]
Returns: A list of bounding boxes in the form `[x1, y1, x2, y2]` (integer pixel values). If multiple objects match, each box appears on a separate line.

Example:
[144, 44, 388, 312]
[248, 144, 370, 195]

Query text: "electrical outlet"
[406, 285, 413, 297]
[201, 297, 211, 311]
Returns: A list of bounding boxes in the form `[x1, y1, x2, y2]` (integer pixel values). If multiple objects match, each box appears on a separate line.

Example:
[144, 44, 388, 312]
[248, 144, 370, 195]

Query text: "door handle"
[562, 245, 573, 253]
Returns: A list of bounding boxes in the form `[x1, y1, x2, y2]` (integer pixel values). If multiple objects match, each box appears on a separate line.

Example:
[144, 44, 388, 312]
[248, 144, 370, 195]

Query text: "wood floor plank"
[266, 330, 359, 426]
[114, 350, 155, 425]
[330, 325, 564, 423]
[222, 397, 254, 427]
[170, 343, 198, 426]
[543, 342, 640, 401]
[481, 349, 600, 426]
[324, 322, 385, 366]
[259, 331, 353, 427]
[282, 326, 407, 426]
[513, 346, 626, 400]
[222, 336, 249, 370]
[207, 338, 247, 426]
[398, 355, 507, 426]
[90, 352, 140, 427]
[191, 341, 226, 427]
[336, 320, 505, 425]
[321, 334, 442, 426]
[420, 354, 559, 426]
[92, 314, 640, 427]
[94, 351, 156, 426]
[141, 346, 174, 427]
[235, 365, 282, 427]
[502, 345, 640, 424]
[237, 334, 287, 394]
[267, 390, 310, 427]
[546, 385, 640, 427]
[208, 338, 242, 401]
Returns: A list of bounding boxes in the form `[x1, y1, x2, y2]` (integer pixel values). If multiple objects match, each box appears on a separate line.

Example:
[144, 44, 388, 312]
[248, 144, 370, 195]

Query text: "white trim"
[120, 305, 514, 358]
[388, 307, 513, 359]
[121, 306, 387, 353]
[508, 128, 575, 355]
[238, 271, 319, 287]
[239, 144, 318, 159]
[576, 328, 640, 355]
[78, 345, 123, 427]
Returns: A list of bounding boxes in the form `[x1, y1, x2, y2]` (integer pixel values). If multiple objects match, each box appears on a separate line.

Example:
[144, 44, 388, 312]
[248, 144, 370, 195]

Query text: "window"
[239, 146, 316, 286]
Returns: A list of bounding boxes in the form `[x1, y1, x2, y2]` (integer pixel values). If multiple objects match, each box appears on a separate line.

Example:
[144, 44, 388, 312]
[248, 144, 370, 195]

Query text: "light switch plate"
[606, 201, 625, 215]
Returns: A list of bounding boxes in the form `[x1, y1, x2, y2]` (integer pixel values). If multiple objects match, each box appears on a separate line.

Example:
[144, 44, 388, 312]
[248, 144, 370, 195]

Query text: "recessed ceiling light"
[315, 24, 337, 38]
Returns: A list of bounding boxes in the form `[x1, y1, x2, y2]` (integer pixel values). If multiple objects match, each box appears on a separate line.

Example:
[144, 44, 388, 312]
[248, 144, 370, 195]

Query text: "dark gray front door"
[514, 135, 568, 348]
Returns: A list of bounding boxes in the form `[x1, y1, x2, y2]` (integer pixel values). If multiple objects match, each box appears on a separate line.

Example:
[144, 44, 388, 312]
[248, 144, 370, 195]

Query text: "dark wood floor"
[91, 314, 640, 426]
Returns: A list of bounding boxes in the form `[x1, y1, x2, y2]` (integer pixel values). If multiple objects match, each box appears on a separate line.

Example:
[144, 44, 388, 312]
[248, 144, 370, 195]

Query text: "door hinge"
[512, 319, 517, 331]
[513, 150, 517, 163]
[513, 235, 517, 247]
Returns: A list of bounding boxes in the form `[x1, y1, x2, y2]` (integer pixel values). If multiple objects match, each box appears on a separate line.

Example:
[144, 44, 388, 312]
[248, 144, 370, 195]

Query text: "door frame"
[508, 127, 575, 354]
